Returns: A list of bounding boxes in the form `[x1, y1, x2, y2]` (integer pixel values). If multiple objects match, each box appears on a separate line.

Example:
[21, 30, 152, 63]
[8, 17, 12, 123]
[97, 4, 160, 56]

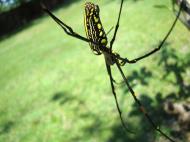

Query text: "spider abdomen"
[84, 2, 107, 55]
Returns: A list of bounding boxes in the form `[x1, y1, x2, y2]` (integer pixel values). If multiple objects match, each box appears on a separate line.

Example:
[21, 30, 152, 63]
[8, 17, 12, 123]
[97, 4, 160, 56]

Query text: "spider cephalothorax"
[84, 2, 108, 55]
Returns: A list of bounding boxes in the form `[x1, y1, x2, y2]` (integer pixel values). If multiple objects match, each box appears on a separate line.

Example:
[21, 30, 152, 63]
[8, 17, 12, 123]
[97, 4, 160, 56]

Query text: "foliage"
[0, 0, 29, 12]
[0, 0, 189, 142]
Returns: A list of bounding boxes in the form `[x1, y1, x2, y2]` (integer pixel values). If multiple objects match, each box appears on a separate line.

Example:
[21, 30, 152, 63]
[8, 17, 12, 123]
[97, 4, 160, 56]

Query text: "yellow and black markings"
[84, 2, 108, 55]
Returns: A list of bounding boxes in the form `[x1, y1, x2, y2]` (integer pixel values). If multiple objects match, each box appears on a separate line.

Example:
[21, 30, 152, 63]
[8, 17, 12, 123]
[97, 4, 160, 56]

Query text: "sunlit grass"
[0, 0, 190, 142]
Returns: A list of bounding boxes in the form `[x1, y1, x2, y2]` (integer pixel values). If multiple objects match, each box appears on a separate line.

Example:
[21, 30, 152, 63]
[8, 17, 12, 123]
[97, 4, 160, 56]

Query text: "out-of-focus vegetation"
[0, 0, 28, 12]
[0, 0, 74, 37]
[0, 0, 190, 142]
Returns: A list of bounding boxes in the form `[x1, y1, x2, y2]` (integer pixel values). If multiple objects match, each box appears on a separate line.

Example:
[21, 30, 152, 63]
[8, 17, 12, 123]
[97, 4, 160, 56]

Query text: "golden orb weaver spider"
[41, 1, 184, 142]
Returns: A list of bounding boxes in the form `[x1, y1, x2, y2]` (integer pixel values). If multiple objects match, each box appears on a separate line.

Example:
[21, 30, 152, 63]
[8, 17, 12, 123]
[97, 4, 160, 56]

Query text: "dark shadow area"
[120, 66, 153, 95]
[131, 0, 141, 2]
[51, 92, 66, 101]
[107, 94, 162, 142]
[51, 91, 106, 141]
[107, 66, 158, 142]
[107, 43, 190, 142]
[51, 92, 78, 105]
[0, 121, 14, 135]
[49, 43, 190, 141]
[0, 0, 81, 40]
[157, 45, 190, 99]
[80, 112, 103, 137]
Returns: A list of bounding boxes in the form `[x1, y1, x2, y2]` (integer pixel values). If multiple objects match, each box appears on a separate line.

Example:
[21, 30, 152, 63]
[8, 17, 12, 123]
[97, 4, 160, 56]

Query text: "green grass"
[0, 0, 190, 142]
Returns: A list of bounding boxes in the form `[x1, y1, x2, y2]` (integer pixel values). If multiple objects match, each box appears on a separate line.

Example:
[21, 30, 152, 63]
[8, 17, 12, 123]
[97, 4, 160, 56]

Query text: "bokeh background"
[0, 0, 190, 142]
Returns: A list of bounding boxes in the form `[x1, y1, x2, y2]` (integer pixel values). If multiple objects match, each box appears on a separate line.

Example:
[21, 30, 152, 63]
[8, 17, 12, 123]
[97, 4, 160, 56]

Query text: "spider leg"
[111, 78, 120, 84]
[106, 26, 114, 36]
[119, 0, 183, 65]
[41, 3, 120, 57]
[41, 3, 127, 62]
[105, 60, 134, 134]
[115, 61, 176, 142]
[110, 0, 124, 52]
[41, 3, 97, 45]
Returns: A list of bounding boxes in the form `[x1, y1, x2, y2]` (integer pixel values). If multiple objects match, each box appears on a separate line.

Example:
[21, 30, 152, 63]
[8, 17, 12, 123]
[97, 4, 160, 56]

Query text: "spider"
[41, 1, 184, 142]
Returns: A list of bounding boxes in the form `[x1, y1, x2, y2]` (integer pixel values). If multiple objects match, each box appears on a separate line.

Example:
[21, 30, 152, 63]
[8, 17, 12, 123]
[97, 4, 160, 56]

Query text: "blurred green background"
[0, 0, 190, 142]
